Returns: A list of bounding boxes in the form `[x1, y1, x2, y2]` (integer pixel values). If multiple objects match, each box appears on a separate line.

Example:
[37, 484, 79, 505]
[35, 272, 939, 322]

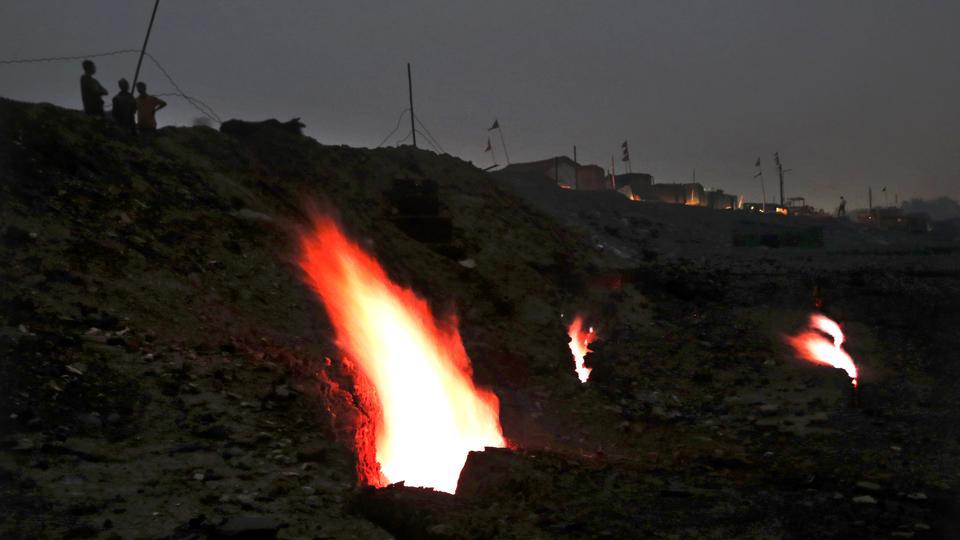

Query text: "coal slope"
[2, 98, 960, 539]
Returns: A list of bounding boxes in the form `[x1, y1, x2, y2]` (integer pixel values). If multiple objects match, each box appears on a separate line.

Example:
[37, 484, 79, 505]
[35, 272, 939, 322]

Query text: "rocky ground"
[1, 98, 958, 539]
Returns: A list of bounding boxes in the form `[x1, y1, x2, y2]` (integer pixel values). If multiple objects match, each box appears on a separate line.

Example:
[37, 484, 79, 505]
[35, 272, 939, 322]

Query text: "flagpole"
[490, 139, 497, 167]
[497, 125, 510, 165]
[610, 155, 616, 189]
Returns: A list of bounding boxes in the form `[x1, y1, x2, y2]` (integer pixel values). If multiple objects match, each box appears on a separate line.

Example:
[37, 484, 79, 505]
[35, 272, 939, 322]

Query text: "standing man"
[111, 79, 137, 134]
[135, 82, 167, 132]
[80, 60, 108, 116]
[837, 196, 847, 217]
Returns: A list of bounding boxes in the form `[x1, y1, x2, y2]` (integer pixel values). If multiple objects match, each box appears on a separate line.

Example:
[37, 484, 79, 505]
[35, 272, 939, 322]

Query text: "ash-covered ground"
[2, 98, 959, 539]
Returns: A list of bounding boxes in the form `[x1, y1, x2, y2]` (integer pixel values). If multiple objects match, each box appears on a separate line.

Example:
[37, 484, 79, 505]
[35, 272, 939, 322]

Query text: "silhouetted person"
[135, 82, 166, 132]
[111, 78, 137, 134]
[80, 60, 107, 116]
[837, 196, 847, 217]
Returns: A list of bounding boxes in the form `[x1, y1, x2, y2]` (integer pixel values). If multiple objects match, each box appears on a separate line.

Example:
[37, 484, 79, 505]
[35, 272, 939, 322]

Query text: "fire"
[298, 215, 505, 493]
[567, 316, 596, 383]
[786, 313, 859, 387]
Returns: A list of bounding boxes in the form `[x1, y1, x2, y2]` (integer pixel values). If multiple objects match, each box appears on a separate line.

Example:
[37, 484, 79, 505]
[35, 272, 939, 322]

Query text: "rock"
[855, 481, 882, 492]
[296, 443, 328, 463]
[852, 495, 877, 504]
[230, 209, 274, 223]
[77, 412, 103, 430]
[753, 417, 781, 430]
[65, 363, 86, 375]
[212, 515, 283, 539]
[758, 403, 780, 416]
[906, 492, 927, 501]
[458, 258, 476, 269]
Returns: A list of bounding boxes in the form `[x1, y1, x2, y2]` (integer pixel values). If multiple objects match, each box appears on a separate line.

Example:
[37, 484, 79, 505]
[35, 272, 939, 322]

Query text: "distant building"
[577, 164, 608, 190]
[632, 182, 705, 206]
[705, 189, 741, 210]
[614, 173, 654, 194]
[499, 157, 610, 190]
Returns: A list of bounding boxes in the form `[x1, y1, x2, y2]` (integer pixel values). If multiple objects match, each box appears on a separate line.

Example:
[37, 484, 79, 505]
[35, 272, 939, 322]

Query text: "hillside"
[2, 98, 959, 539]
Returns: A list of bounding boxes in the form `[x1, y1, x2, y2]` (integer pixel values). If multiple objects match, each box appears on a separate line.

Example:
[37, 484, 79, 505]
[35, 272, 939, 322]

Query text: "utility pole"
[407, 63, 416, 148]
[573, 146, 579, 190]
[132, 0, 161, 90]
[774, 152, 791, 207]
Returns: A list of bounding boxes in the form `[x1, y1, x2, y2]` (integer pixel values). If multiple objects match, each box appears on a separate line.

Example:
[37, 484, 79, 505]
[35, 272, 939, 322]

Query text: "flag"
[881, 186, 887, 192]
[755, 157, 761, 168]
[484, 138, 492, 152]
[488, 119, 499, 131]
[621, 141, 630, 162]
[621, 141, 628, 150]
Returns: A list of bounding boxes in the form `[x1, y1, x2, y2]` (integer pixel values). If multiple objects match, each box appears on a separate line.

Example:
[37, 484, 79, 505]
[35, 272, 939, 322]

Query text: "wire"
[0, 49, 140, 65]
[414, 116, 446, 154]
[394, 130, 413, 146]
[415, 129, 442, 154]
[144, 52, 221, 123]
[376, 108, 410, 148]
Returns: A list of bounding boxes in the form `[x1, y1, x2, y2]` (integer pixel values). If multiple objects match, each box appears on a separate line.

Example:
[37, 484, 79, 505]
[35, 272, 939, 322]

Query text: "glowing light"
[299, 215, 505, 493]
[786, 314, 859, 387]
[567, 316, 596, 383]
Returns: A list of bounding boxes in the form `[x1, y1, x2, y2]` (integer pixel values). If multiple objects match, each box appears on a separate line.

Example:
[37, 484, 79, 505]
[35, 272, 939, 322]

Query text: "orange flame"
[567, 316, 596, 383]
[786, 314, 859, 387]
[298, 215, 505, 493]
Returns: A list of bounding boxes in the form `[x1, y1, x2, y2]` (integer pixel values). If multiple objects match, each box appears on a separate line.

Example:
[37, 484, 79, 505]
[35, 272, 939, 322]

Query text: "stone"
[758, 403, 780, 415]
[852, 495, 877, 504]
[855, 481, 882, 492]
[213, 515, 283, 539]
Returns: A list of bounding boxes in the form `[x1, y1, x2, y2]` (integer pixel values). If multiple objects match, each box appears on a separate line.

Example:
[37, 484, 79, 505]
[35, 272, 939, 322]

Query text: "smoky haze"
[1, 0, 958, 211]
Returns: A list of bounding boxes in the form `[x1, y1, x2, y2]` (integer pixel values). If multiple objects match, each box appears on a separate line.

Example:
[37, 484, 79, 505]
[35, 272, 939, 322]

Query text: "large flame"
[567, 316, 596, 383]
[298, 215, 505, 493]
[786, 314, 859, 387]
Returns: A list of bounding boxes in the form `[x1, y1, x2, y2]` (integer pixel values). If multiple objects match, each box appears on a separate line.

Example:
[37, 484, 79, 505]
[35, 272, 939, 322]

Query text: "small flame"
[567, 316, 596, 383]
[299, 215, 505, 493]
[787, 314, 859, 387]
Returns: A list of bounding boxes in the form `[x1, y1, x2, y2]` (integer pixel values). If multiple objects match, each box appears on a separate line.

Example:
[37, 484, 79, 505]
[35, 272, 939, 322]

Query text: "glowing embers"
[567, 316, 597, 383]
[298, 215, 505, 493]
[786, 314, 859, 387]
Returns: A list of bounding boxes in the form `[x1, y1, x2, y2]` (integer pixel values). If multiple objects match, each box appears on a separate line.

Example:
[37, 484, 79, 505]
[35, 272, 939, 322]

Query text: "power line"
[376, 108, 410, 148]
[0, 49, 141, 65]
[394, 130, 413, 146]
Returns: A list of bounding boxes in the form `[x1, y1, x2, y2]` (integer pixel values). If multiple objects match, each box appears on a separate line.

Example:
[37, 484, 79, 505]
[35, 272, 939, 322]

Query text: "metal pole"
[775, 153, 785, 206]
[497, 126, 510, 164]
[132, 0, 161, 90]
[573, 145, 579, 189]
[407, 63, 416, 148]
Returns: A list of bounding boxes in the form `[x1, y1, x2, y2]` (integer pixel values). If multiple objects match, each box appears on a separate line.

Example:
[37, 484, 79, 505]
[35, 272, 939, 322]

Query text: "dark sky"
[2, 1, 958, 210]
